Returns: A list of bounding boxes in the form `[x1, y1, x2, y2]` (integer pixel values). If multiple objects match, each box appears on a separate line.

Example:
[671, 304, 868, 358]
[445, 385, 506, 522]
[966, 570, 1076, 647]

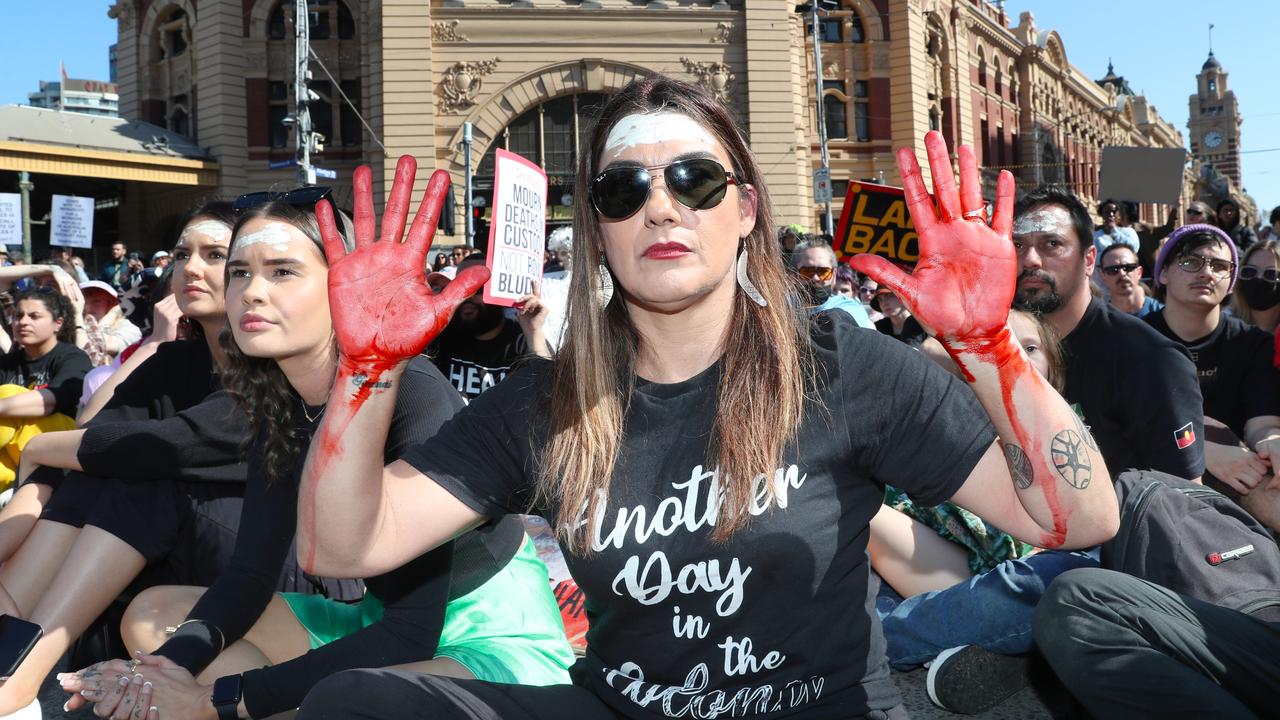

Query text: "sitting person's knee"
[122, 585, 199, 648]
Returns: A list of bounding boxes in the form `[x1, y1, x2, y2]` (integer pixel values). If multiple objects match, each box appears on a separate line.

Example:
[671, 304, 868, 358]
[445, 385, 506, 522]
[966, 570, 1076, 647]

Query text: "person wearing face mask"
[1230, 240, 1280, 333]
[429, 255, 539, 402]
[1144, 225, 1280, 530]
[789, 238, 873, 327]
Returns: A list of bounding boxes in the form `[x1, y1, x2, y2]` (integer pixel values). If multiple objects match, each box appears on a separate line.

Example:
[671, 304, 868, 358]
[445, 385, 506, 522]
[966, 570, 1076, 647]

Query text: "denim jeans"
[875, 549, 1099, 670]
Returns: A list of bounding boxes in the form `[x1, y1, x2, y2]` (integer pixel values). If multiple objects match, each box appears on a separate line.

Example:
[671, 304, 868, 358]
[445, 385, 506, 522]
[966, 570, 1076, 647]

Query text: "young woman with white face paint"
[60, 201, 573, 720]
[0, 202, 259, 717]
[293, 75, 1116, 719]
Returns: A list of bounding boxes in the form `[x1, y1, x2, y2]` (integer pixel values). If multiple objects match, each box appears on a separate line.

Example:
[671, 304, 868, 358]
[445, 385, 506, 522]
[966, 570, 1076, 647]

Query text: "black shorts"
[38, 471, 363, 600]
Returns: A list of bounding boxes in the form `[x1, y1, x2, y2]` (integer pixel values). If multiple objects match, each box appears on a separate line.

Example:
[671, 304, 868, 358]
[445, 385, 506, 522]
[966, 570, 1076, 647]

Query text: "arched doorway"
[471, 92, 608, 250]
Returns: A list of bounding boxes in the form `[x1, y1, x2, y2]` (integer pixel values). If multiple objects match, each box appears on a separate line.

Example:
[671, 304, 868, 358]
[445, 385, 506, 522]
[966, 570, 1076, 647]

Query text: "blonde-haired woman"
[292, 76, 1117, 719]
[1230, 239, 1280, 332]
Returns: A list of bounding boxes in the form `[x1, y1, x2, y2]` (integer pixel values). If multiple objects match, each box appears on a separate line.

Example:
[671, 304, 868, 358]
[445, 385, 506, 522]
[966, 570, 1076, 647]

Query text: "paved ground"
[37, 658, 1075, 719]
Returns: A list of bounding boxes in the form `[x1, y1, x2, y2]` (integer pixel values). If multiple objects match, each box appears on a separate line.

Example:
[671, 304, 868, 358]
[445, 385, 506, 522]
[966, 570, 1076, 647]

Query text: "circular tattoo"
[1051, 429, 1092, 489]
[1004, 443, 1034, 489]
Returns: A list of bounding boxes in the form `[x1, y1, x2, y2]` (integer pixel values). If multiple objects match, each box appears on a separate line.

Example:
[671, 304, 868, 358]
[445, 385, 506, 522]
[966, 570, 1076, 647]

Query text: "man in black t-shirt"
[430, 257, 530, 402]
[1012, 186, 1205, 480]
[1144, 224, 1280, 529]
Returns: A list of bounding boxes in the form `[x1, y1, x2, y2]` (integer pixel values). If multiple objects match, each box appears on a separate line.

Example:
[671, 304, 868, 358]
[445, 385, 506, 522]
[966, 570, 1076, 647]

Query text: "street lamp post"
[799, 1, 838, 237]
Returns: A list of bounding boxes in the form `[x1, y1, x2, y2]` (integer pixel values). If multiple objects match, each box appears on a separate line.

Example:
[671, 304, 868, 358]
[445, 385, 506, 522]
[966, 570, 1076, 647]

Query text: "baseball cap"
[152, 250, 171, 262]
[79, 280, 119, 299]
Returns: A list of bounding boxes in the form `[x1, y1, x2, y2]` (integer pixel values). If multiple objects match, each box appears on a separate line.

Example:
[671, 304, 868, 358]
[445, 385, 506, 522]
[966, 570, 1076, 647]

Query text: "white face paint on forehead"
[180, 220, 231, 243]
[603, 112, 719, 157]
[235, 222, 294, 253]
[1012, 209, 1069, 238]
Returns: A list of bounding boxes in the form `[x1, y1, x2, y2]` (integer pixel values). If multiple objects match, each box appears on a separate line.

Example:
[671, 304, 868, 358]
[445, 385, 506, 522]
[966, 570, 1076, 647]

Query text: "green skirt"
[281, 535, 575, 685]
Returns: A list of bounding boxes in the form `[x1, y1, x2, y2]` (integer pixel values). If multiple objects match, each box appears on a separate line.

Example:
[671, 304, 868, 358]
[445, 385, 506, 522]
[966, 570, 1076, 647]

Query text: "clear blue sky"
[1004, 0, 1280, 218]
[3, 2, 1278, 219]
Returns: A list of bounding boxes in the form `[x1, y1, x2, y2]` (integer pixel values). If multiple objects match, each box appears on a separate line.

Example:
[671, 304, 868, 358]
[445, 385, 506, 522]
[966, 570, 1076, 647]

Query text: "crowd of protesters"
[0, 74, 1265, 720]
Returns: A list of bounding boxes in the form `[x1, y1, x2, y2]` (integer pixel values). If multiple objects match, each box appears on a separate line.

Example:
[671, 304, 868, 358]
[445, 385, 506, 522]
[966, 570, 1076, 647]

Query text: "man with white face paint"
[1013, 186, 1205, 481]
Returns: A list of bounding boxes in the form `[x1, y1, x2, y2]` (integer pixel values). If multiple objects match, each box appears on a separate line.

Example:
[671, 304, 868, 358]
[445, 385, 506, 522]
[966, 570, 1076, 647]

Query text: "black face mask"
[1237, 278, 1280, 311]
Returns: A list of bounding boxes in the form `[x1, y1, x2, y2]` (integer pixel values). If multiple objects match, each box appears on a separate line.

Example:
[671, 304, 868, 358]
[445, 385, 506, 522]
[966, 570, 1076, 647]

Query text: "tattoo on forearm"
[351, 373, 392, 390]
[1004, 443, 1034, 489]
[1051, 429, 1092, 489]
[1074, 413, 1099, 452]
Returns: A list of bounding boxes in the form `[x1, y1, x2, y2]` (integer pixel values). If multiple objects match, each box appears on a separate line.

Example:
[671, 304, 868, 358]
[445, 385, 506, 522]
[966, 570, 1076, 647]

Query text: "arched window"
[994, 58, 1002, 97]
[977, 47, 987, 89]
[823, 81, 847, 140]
[144, 5, 195, 138]
[473, 93, 610, 239]
[1008, 61, 1017, 100]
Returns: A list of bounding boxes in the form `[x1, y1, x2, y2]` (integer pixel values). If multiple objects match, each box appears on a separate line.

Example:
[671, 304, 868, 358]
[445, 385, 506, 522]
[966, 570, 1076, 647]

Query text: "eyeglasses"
[1239, 266, 1280, 283]
[233, 186, 334, 213]
[1175, 254, 1235, 277]
[1101, 262, 1141, 276]
[590, 158, 738, 220]
[796, 266, 834, 282]
[1186, 209, 1206, 217]
[858, 286, 877, 297]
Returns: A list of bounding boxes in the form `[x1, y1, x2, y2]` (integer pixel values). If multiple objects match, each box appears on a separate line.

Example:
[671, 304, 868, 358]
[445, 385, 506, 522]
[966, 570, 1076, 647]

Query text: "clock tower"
[1188, 51, 1243, 187]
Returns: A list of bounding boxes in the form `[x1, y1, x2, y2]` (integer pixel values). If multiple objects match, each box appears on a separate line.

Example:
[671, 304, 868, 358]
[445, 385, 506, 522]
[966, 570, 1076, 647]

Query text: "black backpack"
[1102, 470, 1280, 621]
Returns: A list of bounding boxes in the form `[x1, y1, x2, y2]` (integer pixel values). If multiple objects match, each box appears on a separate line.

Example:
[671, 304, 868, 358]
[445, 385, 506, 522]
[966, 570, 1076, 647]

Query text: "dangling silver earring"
[599, 263, 615, 308]
[737, 246, 767, 307]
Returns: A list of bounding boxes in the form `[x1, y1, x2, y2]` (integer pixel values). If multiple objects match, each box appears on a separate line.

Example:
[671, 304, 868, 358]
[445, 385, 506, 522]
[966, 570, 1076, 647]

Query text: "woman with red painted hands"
[59, 195, 573, 719]
[292, 76, 1118, 720]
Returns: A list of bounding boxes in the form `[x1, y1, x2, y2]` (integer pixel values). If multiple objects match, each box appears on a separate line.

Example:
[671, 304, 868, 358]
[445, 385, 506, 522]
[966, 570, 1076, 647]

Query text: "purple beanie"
[1153, 223, 1239, 291]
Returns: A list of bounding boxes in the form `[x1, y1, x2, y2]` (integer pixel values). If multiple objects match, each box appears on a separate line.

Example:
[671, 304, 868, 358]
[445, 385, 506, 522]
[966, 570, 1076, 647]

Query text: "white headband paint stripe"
[179, 220, 231, 242]
[235, 223, 293, 252]
[1012, 210, 1065, 237]
[603, 112, 717, 154]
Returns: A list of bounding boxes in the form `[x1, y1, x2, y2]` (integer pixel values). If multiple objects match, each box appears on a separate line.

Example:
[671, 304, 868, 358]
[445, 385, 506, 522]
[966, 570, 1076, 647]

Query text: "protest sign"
[50, 194, 95, 249]
[1098, 146, 1187, 205]
[0, 194, 21, 248]
[484, 149, 547, 307]
[832, 181, 920, 265]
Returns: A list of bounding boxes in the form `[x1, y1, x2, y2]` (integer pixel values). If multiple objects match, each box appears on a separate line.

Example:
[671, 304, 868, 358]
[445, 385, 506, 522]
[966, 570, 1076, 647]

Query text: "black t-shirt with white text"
[0, 341, 91, 417]
[403, 311, 996, 719]
[430, 319, 528, 401]
[1144, 312, 1278, 438]
[1061, 299, 1204, 479]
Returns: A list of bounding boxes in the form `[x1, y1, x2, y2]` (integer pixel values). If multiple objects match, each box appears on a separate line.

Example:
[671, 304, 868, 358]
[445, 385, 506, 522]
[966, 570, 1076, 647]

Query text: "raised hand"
[316, 155, 489, 370]
[849, 131, 1016, 347]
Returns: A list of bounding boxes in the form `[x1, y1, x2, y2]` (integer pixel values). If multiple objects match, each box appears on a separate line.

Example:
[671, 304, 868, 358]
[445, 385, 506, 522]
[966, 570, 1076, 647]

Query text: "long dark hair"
[13, 289, 76, 345]
[219, 201, 350, 484]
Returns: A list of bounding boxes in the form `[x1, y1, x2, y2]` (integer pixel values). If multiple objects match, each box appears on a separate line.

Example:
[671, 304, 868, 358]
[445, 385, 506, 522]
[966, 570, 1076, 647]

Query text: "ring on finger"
[962, 209, 985, 220]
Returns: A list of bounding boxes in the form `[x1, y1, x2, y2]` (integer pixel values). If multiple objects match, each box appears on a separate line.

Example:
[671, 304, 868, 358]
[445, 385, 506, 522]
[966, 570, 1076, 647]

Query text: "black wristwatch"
[210, 674, 243, 720]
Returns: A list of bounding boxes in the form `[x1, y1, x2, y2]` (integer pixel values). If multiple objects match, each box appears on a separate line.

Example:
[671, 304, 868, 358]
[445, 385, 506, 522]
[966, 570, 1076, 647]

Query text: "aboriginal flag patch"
[1175, 422, 1196, 450]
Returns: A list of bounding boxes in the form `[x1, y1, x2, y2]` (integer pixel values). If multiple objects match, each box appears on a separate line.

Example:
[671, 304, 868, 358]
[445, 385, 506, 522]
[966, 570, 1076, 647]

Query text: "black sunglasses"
[590, 158, 738, 220]
[233, 186, 334, 213]
[1239, 266, 1280, 283]
[1101, 262, 1141, 276]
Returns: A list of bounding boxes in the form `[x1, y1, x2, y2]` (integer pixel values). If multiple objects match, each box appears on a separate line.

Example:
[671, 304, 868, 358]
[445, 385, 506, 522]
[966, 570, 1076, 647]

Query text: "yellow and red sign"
[832, 182, 920, 266]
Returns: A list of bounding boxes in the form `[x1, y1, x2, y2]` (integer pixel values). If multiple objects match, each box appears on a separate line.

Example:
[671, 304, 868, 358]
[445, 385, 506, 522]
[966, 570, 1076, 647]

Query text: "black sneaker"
[925, 645, 1030, 714]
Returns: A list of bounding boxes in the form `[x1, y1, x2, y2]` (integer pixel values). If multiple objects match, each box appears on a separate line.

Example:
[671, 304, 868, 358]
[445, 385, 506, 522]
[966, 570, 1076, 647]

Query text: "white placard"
[483, 149, 547, 307]
[50, 194, 95, 249]
[0, 194, 21, 248]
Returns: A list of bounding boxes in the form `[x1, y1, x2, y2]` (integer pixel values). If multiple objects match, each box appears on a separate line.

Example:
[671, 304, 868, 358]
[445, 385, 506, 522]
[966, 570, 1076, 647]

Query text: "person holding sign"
[291, 76, 1117, 720]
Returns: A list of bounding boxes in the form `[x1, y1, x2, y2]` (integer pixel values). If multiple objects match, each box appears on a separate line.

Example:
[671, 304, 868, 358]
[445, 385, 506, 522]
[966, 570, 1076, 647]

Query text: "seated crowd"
[0, 75, 1269, 720]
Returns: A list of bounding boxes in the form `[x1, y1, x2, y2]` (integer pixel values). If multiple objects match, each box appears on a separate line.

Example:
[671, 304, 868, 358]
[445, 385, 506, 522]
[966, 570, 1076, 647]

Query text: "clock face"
[1204, 131, 1224, 149]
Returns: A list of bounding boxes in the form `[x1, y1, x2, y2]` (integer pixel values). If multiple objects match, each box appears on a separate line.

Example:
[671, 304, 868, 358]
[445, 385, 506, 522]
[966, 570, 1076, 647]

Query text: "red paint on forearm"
[300, 156, 487, 572]
[943, 329, 1070, 548]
